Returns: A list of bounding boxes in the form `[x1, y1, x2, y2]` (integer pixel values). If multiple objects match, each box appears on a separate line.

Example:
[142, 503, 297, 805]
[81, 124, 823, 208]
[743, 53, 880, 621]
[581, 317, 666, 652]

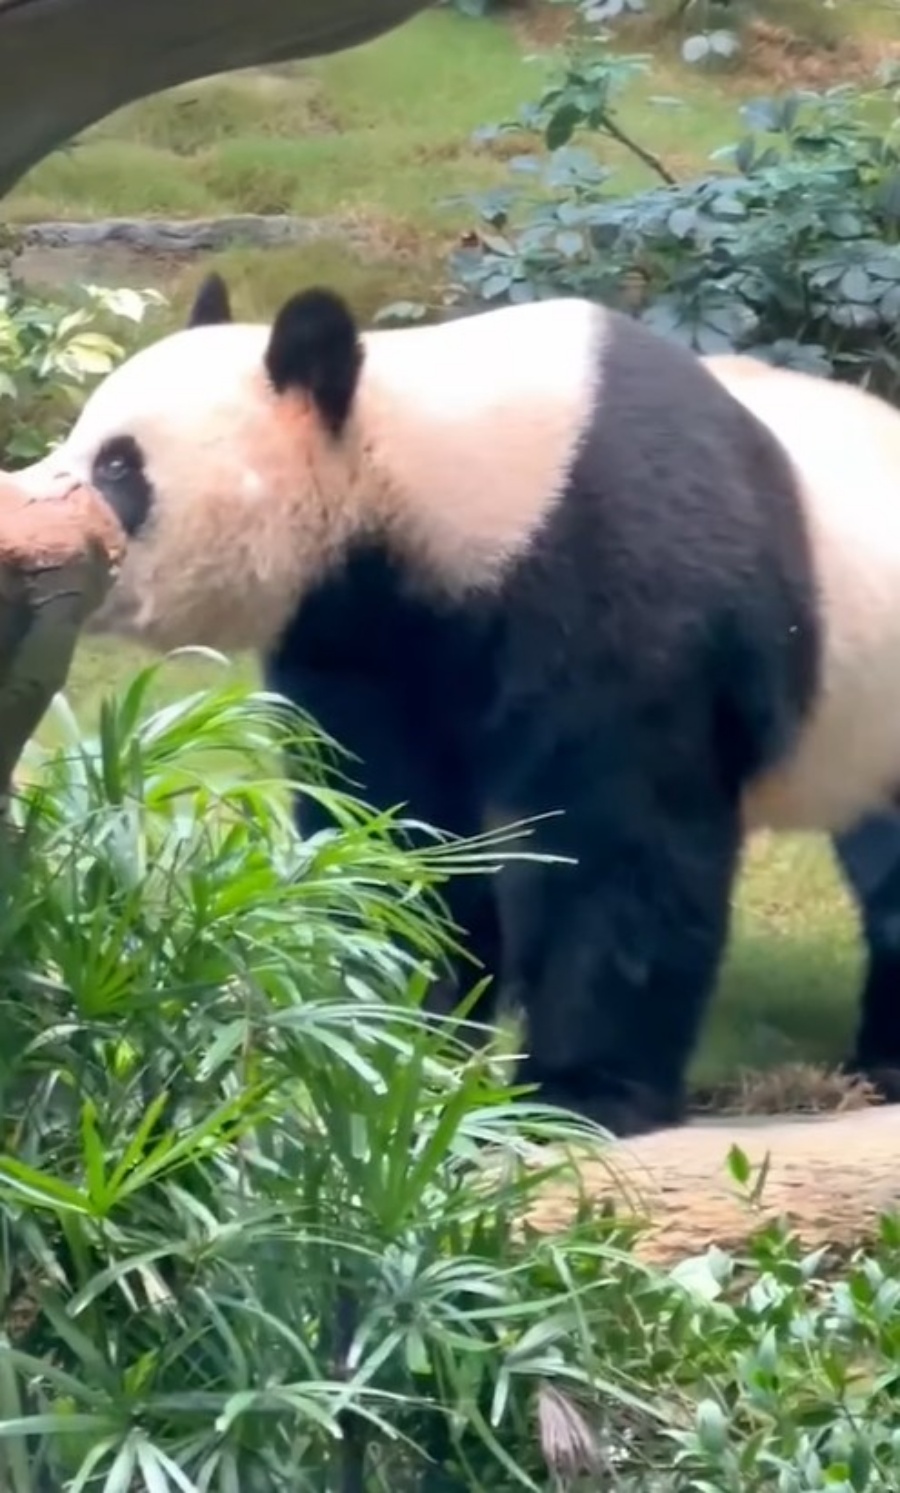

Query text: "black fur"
[265, 545, 503, 1018]
[263, 300, 824, 1138]
[90, 435, 153, 537]
[188, 273, 232, 328]
[265, 288, 363, 436]
[833, 816, 900, 1096]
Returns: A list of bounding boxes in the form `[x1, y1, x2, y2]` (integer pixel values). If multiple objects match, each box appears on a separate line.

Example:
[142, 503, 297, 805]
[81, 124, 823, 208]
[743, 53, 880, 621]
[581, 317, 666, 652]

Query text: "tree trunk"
[0, 0, 428, 197]
[0, 476, 124, 799]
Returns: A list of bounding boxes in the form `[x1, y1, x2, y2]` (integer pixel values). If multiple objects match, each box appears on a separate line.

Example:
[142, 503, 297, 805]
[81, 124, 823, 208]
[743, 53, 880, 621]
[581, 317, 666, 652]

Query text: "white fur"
[706, 355, 900, 834]
[358, 301, 605, 582]
[18, 299, 604, 653]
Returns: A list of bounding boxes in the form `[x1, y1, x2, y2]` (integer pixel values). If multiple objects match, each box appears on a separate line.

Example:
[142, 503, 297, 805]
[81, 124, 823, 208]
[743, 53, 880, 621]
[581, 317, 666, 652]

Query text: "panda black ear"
[187, 272, 233, 328]
[265, 287, 363, 437]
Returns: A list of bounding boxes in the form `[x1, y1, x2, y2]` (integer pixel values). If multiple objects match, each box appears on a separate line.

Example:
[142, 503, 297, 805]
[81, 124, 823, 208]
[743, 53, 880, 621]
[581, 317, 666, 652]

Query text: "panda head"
[15, 274, 367, 654]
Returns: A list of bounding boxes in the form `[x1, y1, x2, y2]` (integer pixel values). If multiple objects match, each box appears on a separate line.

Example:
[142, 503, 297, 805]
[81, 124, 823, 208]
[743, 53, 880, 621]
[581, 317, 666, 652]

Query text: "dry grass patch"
[509, 0, 580, 50]
[691, 1061, 880, 1118]
[607, 0, 900, 92]
[741, 18, 900, 88]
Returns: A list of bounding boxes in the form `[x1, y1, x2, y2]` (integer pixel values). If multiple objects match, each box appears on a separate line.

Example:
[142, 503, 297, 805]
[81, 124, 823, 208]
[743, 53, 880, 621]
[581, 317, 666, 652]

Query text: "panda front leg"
[265, 658, 503, 1027]
[832, 812, 900, 1101]
[490, 769, 742, 1139]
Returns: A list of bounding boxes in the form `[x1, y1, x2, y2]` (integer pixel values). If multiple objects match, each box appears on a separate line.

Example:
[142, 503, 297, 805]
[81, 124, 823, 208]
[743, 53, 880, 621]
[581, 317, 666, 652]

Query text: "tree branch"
[0, 0, 428, 196]
[602, 113, 677, 186]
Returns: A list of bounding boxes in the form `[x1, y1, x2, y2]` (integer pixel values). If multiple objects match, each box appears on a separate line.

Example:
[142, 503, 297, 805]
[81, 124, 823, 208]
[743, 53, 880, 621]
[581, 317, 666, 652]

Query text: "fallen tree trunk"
[0, 0, 428, 198]
[0, 476, 125, 798]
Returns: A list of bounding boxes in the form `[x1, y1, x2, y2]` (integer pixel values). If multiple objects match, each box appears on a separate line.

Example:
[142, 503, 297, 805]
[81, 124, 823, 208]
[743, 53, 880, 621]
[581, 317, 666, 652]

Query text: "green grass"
[697, 834, 863, 1088]
[8, 0, 894, 1098]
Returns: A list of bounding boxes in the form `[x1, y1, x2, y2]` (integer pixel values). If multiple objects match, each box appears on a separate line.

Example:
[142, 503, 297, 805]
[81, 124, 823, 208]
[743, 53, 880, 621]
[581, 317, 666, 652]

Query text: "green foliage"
[0, 658, 648, 1492]
[6, 664, 900, 1490]
[678, 16, 742, 68]
[658, 0, 746, 68]
[450, 46, 900, 389]
[658, 1203, 900, 1492]
[0, 278, 164, 465]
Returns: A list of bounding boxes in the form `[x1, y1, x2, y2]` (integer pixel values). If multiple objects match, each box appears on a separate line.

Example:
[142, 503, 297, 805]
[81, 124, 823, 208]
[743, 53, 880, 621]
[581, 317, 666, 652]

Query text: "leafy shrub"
[647, 1189, 900, 1493]
[0, 658, 647, 1492]
[448, 46, 900, 392]
[0, 277, 163, 465]
[644, 0, 745, 67]
[6, 668, 900, 1488]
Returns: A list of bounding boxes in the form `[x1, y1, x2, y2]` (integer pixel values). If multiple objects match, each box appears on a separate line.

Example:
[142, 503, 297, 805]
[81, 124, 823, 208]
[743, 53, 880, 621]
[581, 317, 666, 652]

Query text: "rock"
[16, 214, 370, 257]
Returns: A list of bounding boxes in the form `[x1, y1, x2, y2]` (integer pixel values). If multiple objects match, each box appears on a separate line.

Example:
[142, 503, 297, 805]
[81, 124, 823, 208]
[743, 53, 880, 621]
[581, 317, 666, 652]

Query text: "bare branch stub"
[0, 476, 125, 795]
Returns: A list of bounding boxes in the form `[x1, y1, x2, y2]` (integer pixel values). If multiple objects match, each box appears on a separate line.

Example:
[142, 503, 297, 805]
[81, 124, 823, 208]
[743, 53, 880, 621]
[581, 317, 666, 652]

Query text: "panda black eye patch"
[90, 435, 153, 537]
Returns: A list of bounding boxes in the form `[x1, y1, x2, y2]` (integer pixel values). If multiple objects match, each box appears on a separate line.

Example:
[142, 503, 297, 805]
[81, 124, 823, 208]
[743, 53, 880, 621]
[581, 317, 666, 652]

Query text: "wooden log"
[528, 1106, 900, 1266]
[0, 474, 125, 797]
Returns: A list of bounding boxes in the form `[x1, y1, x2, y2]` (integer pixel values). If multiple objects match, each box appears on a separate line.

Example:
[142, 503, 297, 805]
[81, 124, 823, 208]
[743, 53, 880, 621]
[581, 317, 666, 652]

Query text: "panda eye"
[91, 436, 152, 538]
[98, 443, 138, 482]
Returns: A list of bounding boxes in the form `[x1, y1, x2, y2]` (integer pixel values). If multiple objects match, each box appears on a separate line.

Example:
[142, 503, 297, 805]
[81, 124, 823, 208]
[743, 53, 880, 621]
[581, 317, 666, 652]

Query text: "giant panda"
[15, 271, 900, 1139]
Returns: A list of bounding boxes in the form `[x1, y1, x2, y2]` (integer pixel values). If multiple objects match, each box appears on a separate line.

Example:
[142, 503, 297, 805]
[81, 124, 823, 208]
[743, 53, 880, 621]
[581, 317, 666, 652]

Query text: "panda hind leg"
[493, 765, 742, 1140]
[832, 813, 900, 1102]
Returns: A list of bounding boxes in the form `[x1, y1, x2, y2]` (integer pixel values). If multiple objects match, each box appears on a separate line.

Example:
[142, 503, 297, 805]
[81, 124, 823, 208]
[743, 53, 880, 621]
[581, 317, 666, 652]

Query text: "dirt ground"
[529, 1105, 900, 1265]
[14, 241, 183, 291]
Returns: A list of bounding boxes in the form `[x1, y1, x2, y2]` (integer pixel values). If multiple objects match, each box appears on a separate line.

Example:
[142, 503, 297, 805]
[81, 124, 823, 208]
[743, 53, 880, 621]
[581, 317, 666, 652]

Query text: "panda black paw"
[520, 1069, 685, 1140]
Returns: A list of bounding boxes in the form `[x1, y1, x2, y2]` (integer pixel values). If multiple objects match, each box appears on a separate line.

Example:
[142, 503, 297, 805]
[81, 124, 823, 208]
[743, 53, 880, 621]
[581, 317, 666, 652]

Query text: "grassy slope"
[8, 0, 896, 1092]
